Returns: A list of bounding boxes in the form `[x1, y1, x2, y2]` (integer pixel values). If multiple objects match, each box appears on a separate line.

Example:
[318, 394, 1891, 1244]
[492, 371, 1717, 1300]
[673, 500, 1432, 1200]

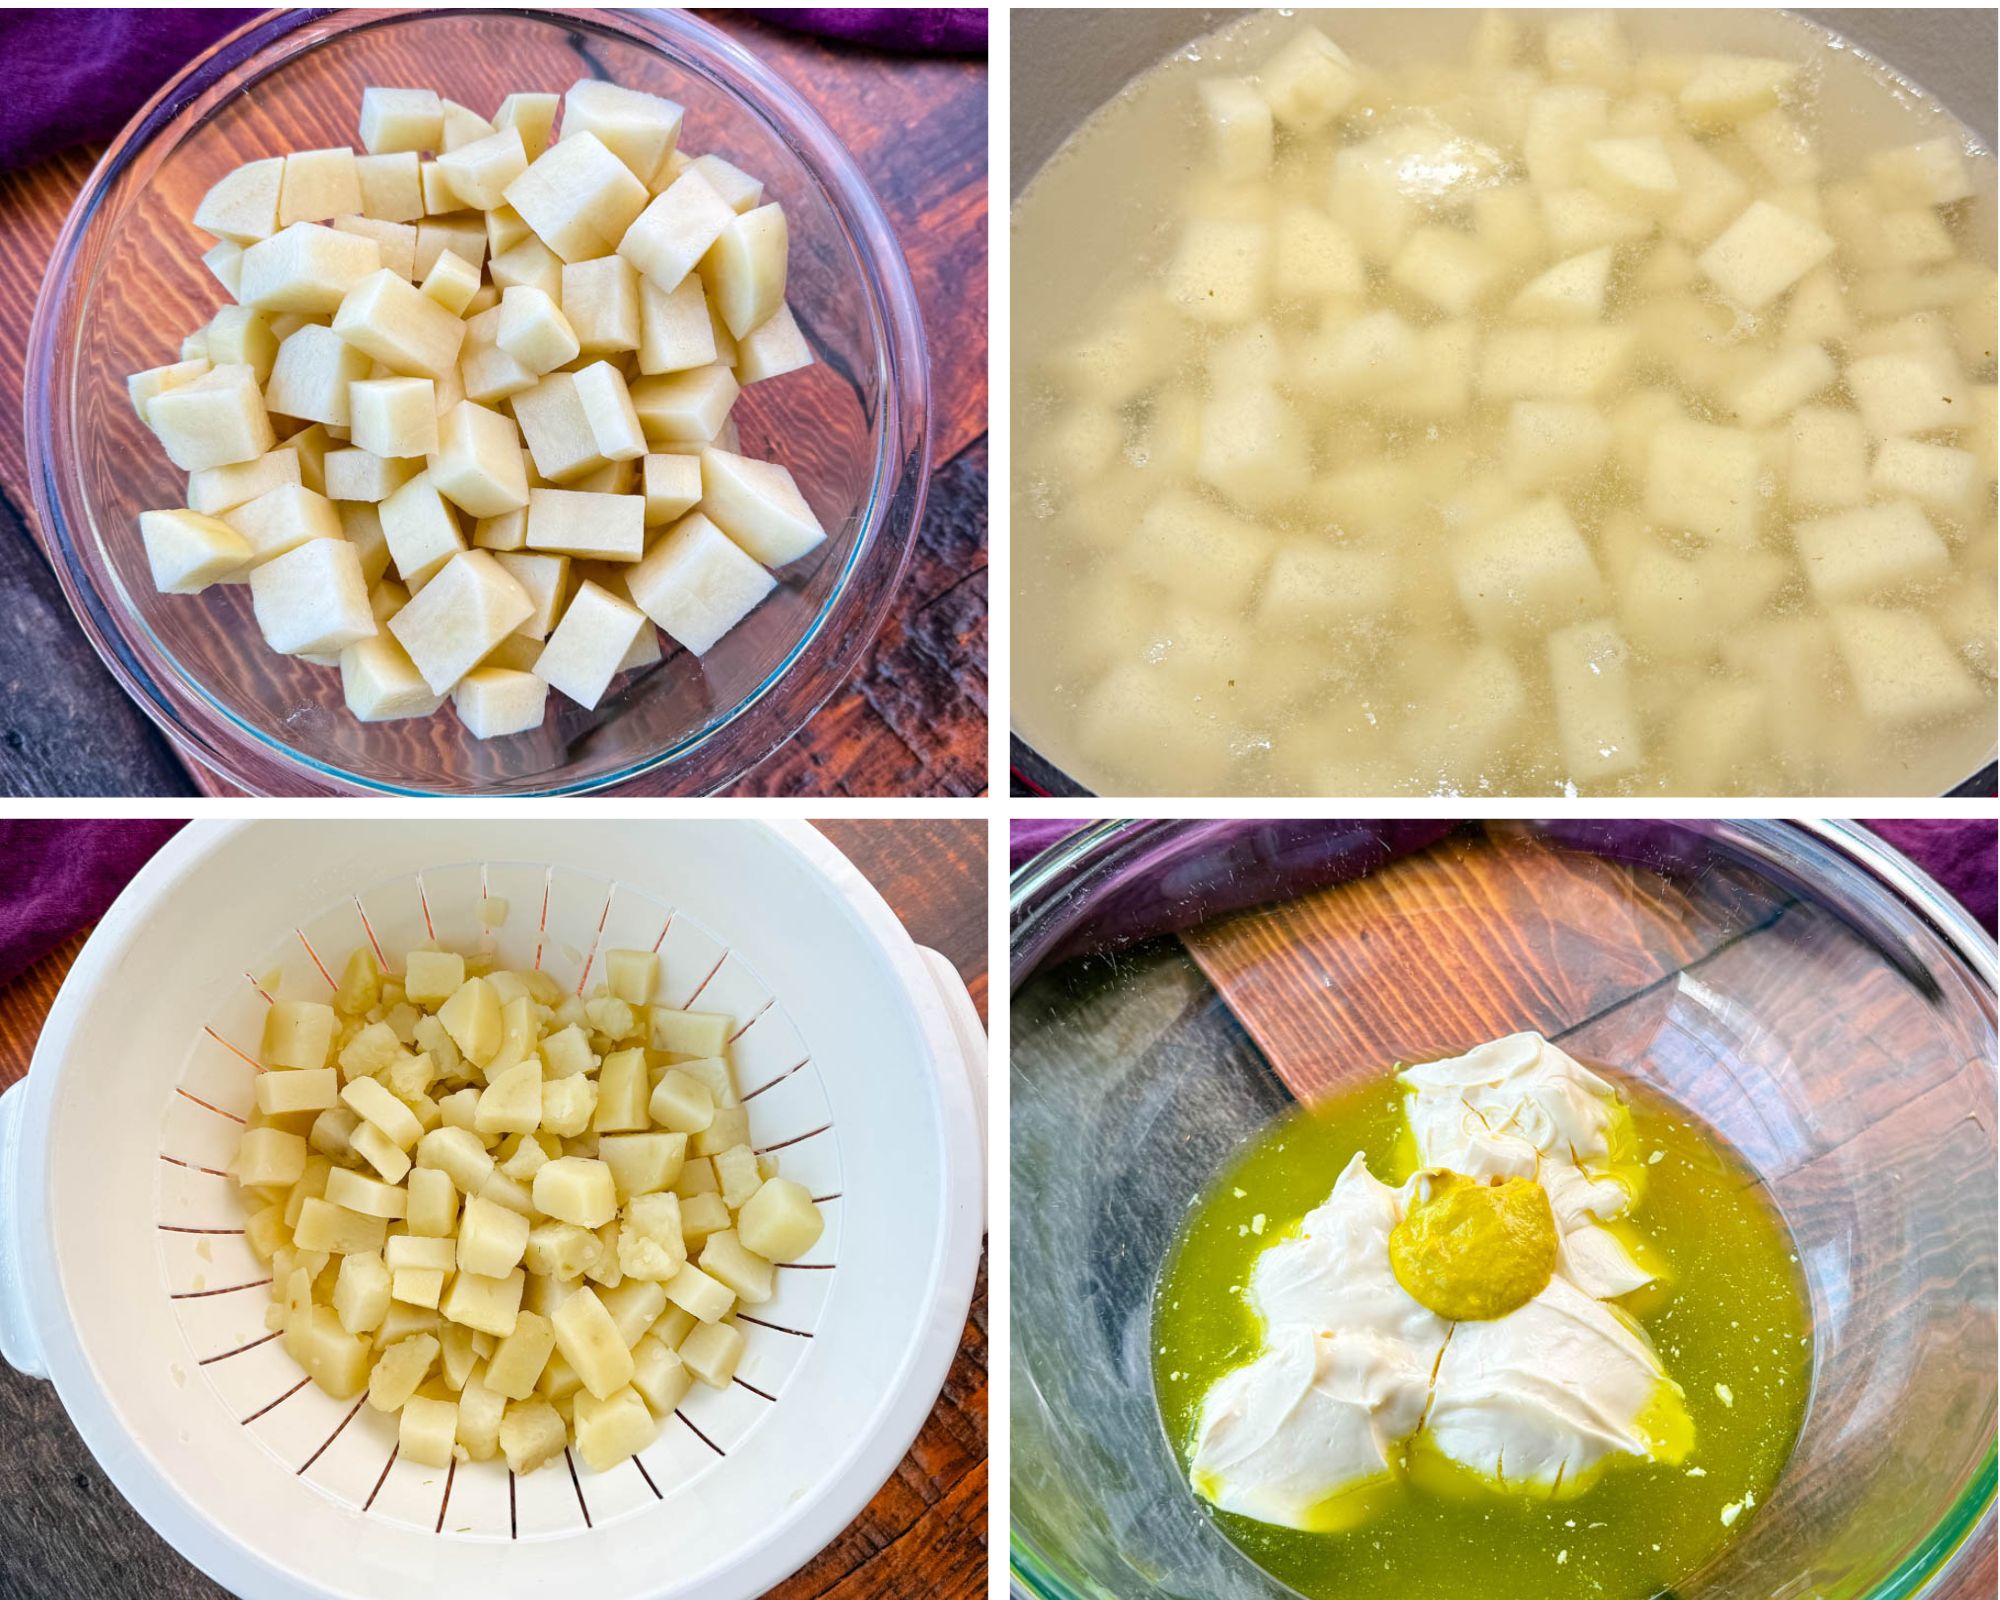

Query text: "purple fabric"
[0, 822, 185, 988]
[1865, 819, 1997, 932]
[751, 9, 985, 54]
[0, 11, 249, 170]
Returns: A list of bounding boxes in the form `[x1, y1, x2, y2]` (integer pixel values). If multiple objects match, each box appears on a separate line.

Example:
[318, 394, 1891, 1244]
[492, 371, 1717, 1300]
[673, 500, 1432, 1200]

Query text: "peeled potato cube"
[648, 1067, 715, 1136]
[1832, 605, 1983, 724]
[737, 1177, 824, 1262]
[699, 203, 787, 339]
[1196, 77, 1272, 180]
[1723, 343, 1835, 428]
[333, 1250, 392, 1335]
[599, 1132, 687, 1201]
[360, 87, 443, 155]
[324, 1166, 405, 1219]
[196, 156, 285, 244]
[620, 170, 735, 292]
[696, 446, 827, 567]
[637, 274, 717, 375]
[626, 511, 775, 656]
[442, 1268, 524, 1339]
[698, 1229, 773, 1305]
[285, 1306, 373, 1399]
[485, 1309, 556, 1401]
[662, 1262, 734, 1324]
[497, 285, 580, 374]
[1511, 246, 1614, 323]
[573, 1384, 656, 1472]
[523, 488, 646, 564]
[631, 1334, 692, 1416]
[240, 222, 383, 315]
[236, 1126, 309, 1188]
[734, 301, 813, 384]
[675, 1320, 742, 1391]
[603, 949, 659, 1008]
[1867, 136, 1975, 208]
[551, 1286, 635, 1400]
[1165, 216, 1267, 325]
[534, 1156, 619, 1229]
[404, 1168, 457, 1239]
[389, 550, 535, 693]
[1870, 438, 1979, 517]
[1547, 619, 1644, 782]
[397, 1394, 458, 1469]
[257, 1065, 340, 1118]
[1644, 418, 1763, 545]
[449, 667, 546, 739]
[1698, 199, 1834, 309]
[1258, 26, 1362, 132]
[630, 365, 739, 447]
[138, 507, 251, 594]
[458, 1194, 532, 1279]
[504, 131, 651, 263]
[369, 1333, 439, 1413]
[565, 79, 686, 185]
[1845, 353, 1965, 439]
[146, 363, 277, 473]
[581, 1046, 646, 1134]
[430, 400, 530, 520]
[617, 1191, 687, 1282]
[436, 126, 528, 212]
[499, 1398, 566, 1475]
[293, 1196, 388, 1255]
[1679, 55, 1796, 127]
[251, 538, 376, 657]
[1792, 500, 1950, 602]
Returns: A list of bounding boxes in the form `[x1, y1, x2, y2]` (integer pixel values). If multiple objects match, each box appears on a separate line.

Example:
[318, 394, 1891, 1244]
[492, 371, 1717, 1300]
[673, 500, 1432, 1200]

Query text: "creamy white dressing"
[1191, 1033, 1690, 1529]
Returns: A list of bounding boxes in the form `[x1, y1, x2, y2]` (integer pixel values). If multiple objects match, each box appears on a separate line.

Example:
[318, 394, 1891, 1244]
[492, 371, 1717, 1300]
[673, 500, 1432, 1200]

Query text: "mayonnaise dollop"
[1188, 1033, 1692, 1529]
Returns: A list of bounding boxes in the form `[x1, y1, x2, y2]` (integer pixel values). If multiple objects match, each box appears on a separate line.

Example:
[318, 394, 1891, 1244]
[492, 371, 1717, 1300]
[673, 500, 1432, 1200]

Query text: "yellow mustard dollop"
[1389, 1172, 1558, 1321]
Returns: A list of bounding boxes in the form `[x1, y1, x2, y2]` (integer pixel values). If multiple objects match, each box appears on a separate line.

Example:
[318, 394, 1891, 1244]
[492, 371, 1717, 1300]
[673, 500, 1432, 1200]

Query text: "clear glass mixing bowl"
[26, 7, 929, 796]
[1011, 820, 1997, 1600]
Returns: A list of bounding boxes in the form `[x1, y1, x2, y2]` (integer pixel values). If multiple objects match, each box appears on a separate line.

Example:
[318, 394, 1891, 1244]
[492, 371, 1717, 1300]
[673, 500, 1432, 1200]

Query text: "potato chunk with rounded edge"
[533, 1156, 619, 1228]
[574, 1385, 657, 1472]
[458, 1194, 532, 1278]
[500, 1398, 568, 1475]
[552, 1285, 635, 1400]
[679, 1320, 744, 1389]
[738, 1177, 824, 1263]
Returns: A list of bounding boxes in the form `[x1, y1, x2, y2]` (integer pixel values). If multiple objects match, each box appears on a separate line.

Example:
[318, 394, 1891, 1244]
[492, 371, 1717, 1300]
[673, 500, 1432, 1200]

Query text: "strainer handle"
[0, 1078, 46, 1378]
[918, 946, 987, 1228]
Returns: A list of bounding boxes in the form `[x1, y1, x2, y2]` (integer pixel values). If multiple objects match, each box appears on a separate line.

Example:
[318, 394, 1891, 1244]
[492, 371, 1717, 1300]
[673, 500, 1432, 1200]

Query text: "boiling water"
[1013, 9, 1998, 796]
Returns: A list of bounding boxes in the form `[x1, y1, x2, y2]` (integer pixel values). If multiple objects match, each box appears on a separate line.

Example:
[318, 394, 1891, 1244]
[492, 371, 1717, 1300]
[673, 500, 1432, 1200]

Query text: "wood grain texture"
[0, 819, 987, 1600]
[0, 11, 986, 800]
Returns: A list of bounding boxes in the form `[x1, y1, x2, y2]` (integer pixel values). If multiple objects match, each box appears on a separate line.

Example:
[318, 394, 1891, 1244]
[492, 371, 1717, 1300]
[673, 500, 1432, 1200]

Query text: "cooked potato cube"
[441, 1268, 524, 1338]
[1259, 26, 1362, 132]
[533, 1156, 619, 1229]
[1697, 199, 1834, 309]
[737, 1177, 823, 1262]
[284, 1305, 373, 1399]
[1510, 246, 1614, 323]
[1870, 438, 1979, 516]
[599, 1132, 687, 1201]
[1832, 605, 1983, 724]
[1643, 417, 1764, 545]
[679, 1320, 744, 1390]
[456, 1193, 531, 1278]
[617, 1192, 687, 1282]
[1165, 216, 1267, 325]
[551, 1285, 635, 1400]
[332, 1250, 392, 1334]
[698, 1228, 772, 1305]
[293, 1197, 389, 1255]
[402, 1166, 457, 1239]
[342, 1075, 424, 1151]
[236, 1126, 309, 1189]
[256, 1066, 340, 1118]
[1679, 55, 1796, 127]
[630, 1334, 692, 1416]
[368, 1332, 438, 1411]
[1793, 500, 1951, 601]
[325, 1166, 406, 1219]
[662, 1261, 734, 1324]
[497, 1398, 565, 1474]
[573, 1384, 656, 1471]
[646, 1067, 714, 1136]
[395, 1394, 457, 1469]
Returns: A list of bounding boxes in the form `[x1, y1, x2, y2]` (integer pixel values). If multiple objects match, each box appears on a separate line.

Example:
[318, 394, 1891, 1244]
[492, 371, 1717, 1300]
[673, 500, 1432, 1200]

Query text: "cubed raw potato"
[1697, 200, 1834, 309]
[203, 308, 280, 384]
[436, 127, 529, 212]
[1387, 226, 1497, 317]
[378, 469, 467, 587]
[484, 1309, 556, 1400]
[1505, 399, 1611, 490]
[139, 508, 253, 594]
[322, 447, 414, 504]
[1783, 405, 1870, 509]
[1522, 84, 1608, 187]
[332, 1250, 392, 1335]
[360, 87, 443, 154]
[1871, 437, 1979, 516]
[1480, 326, 1633, 401]
[1680, 55, 1796, 127]
[662, 1261, 733, 1324]
[354, 150, 425, 225]
[629, 365, 739, 448]
[129, 358, 212, 427]
[514, 370, 614, 481]
[442, 1268, 524, 1339]
[532, 1156, 618, 1229]
[553, 261, 637, 362]
[1545, 619, 1644, 781]
[1268, 208, 1363, 306]
[1510, 246, 1614, 322]
[518, 487, 646, 565]
[1165, 216, 1267, 324]
[349, 377, 439, 460]
[240, 223, 383, 315]
[1846, 353, 1966, 439]
[1644, 417, 1764, 545]
[452, 665, 549, 738]
[293, 1197, 389, 1255]
[736, 1177, 824, 1262]
[195, 157, 285, 244]
[627, 457, 701, 534]
[455, 1194, 531, 1279]
[1126, 490, 1275, 612]
[389, 549, 535, 692]
[1793, 500, 1951, 601]
[279, 148, 362, 227]
[497, 1396, 565, 1474]
[698, 1228, 772, 1304]
[532, 580, 646, 710]
[572, 361, 648, 462]
[334, 215, 418, 281]
[236, 1126, 310, 1188]
[698, 203, 787, 339]
[147, 364, 277, 472]
[486, 550, 564, 641]
[1868, 136, 1975, 208]
[1723, 343, 1835, 428]
[564, 79, 685, 185]
[1198, 77, 1273, 180]
[626, 511, 775, 655]
[414, 214, 488, 282]
[735, 302, 812, 384]
[551, 1285, 635, 1400]
[333, 268, 467, 380]
[1832, 605, 1983, 723]
[1538, 185, 1651, 255]
[430, 400, 529, 518]
[250, 537, 376, 657]
[478, 94, 552, 166]
[504, 130, 652, 262]
[1258, 26, 1362, 131]
[1452, 496, 1603, 634]
[496, 285, 580, 373]
[619, 169, 734, 293]
[696, 446, 827, 566]
[637, 273, 717, 374]
[1582, 135, 1678, 212]
[436, 98, 495, 153]
[1256, 542, 1398, 633]
[264, 329, 368, 432]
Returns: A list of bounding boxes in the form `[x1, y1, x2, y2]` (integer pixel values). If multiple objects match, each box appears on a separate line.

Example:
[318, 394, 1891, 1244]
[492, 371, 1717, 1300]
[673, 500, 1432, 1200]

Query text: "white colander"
[0, 818, 985, 1600]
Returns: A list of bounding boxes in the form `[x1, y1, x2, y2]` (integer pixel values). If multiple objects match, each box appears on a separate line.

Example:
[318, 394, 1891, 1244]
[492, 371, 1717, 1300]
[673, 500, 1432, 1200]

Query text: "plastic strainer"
[0, 819, 985, 1599]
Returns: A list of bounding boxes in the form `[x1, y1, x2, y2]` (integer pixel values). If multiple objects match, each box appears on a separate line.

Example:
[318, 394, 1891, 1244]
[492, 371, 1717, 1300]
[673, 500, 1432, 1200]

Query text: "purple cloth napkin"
[0, 822, 185, 988]
[751, 9, 986, 54]
[0, 11, 250, 170]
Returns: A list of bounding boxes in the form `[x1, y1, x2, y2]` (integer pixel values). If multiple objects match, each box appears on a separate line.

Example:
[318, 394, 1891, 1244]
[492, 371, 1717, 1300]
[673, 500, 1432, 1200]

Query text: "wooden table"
[0, 818, 988, 1600]
[0, 10, 987, 799]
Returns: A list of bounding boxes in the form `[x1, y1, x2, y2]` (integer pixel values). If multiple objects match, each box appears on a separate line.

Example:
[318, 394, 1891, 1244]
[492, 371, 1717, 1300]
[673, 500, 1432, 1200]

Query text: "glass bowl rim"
[25, 4, 932, 796]
[1007, 817, 1999, 1600]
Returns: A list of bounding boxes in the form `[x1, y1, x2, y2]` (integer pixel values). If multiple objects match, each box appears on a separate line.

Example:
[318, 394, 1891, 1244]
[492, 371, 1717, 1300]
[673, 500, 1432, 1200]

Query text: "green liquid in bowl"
[1152, 1069, 1812, 1600]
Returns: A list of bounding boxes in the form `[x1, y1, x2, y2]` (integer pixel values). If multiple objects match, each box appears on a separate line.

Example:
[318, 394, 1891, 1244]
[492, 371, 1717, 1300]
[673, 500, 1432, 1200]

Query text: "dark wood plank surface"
[1175, 825, 1994, 1598]
[0, 10, 986, 799]
[0, 818, 987, 1600]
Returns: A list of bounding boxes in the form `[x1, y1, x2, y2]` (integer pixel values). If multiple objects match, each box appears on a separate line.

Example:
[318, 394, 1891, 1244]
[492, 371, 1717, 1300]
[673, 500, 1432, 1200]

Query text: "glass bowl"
[1010, 820, 1997, 1600]
[26, 7, 929, 796]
